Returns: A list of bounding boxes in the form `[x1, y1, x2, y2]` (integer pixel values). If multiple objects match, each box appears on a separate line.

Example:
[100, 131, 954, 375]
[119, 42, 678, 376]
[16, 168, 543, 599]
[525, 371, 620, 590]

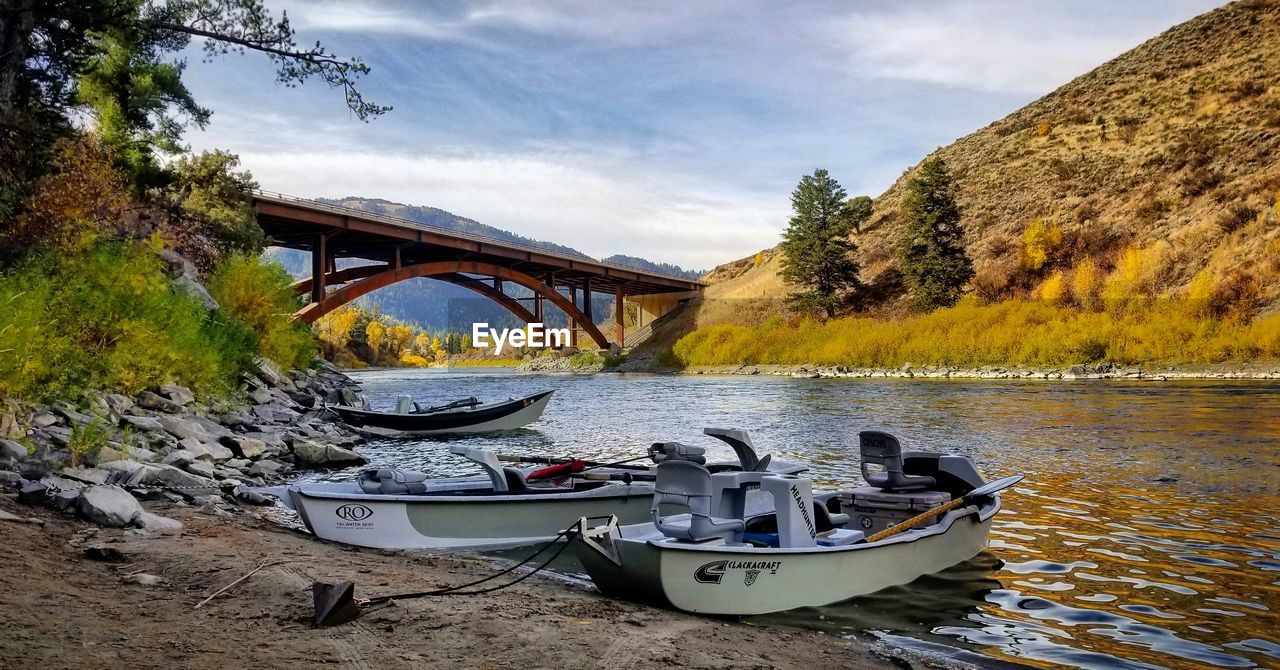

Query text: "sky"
[181, 0, 1222, 270]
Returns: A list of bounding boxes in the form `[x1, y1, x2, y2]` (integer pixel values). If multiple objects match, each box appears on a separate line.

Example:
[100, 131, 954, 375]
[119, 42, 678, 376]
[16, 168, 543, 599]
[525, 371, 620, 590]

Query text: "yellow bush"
[365, 321, 386, 355]
[399, 352, 431, 367]
[1036, 272, 1066, 305]
[1185, 269, 1215, 317]
[662, 297, 1277, 369]
[1071, 258, 1100, 310]
[315, 306, 360, 354]
[388, 324, 414, 357]
[1035, 121, 1051, 137]
[1021, 219, 1063, 271]
[207, 254, 315, 370]
[1101, 242, 1170, 313]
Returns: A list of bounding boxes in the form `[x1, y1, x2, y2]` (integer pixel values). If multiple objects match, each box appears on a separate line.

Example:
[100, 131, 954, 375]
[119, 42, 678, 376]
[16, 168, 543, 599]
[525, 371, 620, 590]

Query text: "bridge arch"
[294, 260, 608, 349]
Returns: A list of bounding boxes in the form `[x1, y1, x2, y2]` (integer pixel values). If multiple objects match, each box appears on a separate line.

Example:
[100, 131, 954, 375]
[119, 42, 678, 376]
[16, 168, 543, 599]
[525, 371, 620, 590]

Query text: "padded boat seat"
[652, 460, 743, 542]
[358, 469, 430, 494]
[860, 431, 935, 492]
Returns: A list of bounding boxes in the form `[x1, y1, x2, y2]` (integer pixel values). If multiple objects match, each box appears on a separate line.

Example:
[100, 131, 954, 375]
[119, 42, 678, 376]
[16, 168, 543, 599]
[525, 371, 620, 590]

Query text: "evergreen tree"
[779, 169, 861, 318]
[843, 195, 873, 234]
[899, 157, 973, 310]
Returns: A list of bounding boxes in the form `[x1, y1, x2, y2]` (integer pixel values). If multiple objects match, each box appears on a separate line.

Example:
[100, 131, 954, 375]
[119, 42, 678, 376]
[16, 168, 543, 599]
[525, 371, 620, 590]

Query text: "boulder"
[138, 391, 185, 413]
[120, 414, 163, 432]
[162, 449, 199, 467]
[201, 441, 235, 463]
[52, 488, 81, 511]
[78, 485, 142, 527]
[53, 404, 94, 426]
[257, 359, 297, 392]
[60, 466, 109, 485]
[103, 393, 134, 414]
[185, 460, 216, 479]
[91, 445, 125, 464]
[247, 386, 273, 405]
[128, 447, 159, 463]
[0, 471, 24, 488]
[17, 481, 48, 505]
[224, 458, 250, 470]
[173, 274, 219, 311]
[221, 435, 267, 460]
[1, 438, 26, 463]
[157, 416, 213, 442]
[291, 439, 367, 467]
[136, 463, 219, 492]
[247, 459, 288, 478]
[31, 411, 60, 428]
[158, 384, 196, 406]
[243, 431, 286, 451]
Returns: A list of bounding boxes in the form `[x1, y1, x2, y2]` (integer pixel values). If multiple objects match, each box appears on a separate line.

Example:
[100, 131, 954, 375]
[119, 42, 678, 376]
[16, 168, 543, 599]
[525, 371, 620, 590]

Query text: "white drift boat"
[574, 431, 1017, 615]
[254, 429, 808, 551]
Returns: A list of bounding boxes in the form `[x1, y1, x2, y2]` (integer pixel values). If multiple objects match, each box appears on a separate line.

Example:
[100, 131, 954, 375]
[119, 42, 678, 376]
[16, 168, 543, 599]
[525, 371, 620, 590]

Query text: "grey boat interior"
[633, 430, 989, 550]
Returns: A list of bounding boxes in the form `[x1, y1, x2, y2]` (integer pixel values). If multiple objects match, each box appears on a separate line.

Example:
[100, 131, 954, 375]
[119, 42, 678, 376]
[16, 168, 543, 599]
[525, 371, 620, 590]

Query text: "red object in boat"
[526, 460, 587, 481]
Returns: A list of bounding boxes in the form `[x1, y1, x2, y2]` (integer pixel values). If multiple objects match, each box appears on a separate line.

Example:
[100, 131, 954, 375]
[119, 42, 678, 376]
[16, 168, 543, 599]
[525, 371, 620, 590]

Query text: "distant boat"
[329, 390, 554, 436]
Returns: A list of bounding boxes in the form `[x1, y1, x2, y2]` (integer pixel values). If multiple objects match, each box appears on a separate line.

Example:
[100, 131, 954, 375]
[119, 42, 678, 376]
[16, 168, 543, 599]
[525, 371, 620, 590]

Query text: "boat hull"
[334, 391, 553, 437]
[292, 482, 653, 551]
[576, 500, 999, 615]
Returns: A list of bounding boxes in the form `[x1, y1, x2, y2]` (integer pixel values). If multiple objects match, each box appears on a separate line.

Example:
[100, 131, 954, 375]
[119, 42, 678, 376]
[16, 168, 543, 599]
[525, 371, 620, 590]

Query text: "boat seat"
[744, 501, 850, 534]
[648, 441, 707, 465]
[703, 428, 761, 471]
[358, 469, 430, 495]
[652, 460, 744, 543]
[859, 431, 935, 492]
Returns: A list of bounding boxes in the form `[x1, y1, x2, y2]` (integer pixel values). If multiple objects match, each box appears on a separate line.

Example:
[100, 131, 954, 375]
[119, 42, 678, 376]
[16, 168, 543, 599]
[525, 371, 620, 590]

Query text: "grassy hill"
[653, 0, 1280, 368]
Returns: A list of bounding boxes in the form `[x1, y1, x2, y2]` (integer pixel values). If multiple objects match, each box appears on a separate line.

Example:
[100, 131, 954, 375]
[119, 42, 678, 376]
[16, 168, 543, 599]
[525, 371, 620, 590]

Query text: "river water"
[317, 368, 1280, 669]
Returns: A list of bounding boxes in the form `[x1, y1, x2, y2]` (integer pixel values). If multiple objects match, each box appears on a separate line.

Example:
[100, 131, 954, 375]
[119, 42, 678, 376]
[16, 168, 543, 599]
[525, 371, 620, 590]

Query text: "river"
[312, 368, 1280, 669]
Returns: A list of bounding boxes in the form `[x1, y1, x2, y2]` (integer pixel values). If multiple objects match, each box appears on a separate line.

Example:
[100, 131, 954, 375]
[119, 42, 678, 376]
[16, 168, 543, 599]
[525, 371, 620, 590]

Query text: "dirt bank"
[0, 498, 912, 670]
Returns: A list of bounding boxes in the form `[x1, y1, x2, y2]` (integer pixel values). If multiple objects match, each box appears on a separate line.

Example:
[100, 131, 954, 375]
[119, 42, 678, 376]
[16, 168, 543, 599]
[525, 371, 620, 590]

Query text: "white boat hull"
[291, 482, 653, 551]
[576, 499, 1000, 615]
[354, 392, 553, 437]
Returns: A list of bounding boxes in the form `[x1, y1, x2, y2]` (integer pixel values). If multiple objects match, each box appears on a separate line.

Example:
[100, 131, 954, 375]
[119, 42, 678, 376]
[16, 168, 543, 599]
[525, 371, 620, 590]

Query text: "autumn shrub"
[1072, 258, 1101, 310]
[0, 241, 256, 402]
[1021, 218, 1063, 272]
[661, 297, 1279, 370]
[207, 254, 315, 370]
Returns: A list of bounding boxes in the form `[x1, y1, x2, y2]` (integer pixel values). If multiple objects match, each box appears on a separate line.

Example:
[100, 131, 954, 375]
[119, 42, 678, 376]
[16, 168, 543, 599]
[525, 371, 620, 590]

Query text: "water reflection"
[306, 369, 1280, 669]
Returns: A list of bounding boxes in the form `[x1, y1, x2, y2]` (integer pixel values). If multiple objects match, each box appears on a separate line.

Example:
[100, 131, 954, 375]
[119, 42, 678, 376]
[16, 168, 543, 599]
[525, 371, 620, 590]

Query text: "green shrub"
[0, 241, 258, 402]
[207, 254, 316, 370]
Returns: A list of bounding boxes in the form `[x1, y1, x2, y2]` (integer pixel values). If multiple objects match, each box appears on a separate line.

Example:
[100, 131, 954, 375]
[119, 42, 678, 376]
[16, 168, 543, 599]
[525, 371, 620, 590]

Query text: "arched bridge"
[253, 192, 703, 349]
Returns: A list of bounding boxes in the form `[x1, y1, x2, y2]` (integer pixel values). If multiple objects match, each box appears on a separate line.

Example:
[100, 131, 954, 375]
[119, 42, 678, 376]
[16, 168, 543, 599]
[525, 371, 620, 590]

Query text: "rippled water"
[313, 368, 1280, 669]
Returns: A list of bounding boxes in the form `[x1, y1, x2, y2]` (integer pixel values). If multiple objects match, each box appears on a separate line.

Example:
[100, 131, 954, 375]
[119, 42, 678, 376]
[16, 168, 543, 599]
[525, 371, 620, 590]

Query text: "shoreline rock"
[0, 358, 368, 529]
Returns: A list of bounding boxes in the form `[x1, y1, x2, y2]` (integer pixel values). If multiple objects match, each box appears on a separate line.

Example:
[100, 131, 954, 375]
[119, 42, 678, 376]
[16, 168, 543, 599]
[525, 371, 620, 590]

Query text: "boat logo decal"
[790, 485, 816, 539]
[695, 560, 781, 586]
[335, 504, 374, 522]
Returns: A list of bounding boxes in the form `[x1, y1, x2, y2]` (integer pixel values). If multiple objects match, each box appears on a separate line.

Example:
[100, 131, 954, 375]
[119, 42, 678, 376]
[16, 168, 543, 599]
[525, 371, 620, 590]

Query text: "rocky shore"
[0, 358, 368, 531]
[673, 361, 1280, 380]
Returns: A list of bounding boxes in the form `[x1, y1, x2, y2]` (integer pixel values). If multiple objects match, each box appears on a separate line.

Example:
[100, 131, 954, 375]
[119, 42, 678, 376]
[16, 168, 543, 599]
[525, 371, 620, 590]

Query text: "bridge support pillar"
[310, 233, 327, 305]
[569, 286, 578, 348]
[615, 286, 625, 349]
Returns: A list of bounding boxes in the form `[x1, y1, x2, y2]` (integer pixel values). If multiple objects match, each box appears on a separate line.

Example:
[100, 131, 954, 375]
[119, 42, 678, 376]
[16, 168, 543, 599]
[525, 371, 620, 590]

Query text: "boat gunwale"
[333, 390, 553, 419]
[638, 497, 1001, 556]
[289, 482, 654, 504]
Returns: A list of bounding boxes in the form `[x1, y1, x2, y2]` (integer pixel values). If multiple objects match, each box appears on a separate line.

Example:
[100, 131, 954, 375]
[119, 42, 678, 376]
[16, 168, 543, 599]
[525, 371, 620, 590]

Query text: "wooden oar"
[574, 472, 657, 482]
[862, 474, 1023, 544]
[496, 454, 652, 472]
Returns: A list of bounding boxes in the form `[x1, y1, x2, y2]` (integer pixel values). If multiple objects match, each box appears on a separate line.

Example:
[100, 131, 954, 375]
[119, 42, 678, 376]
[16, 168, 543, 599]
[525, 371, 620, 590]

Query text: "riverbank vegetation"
[0, 1, 387, 404]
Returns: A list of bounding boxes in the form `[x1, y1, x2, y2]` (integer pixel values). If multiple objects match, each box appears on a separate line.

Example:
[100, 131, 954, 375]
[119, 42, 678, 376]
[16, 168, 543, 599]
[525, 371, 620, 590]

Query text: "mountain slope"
[710, 0, 1280, 318]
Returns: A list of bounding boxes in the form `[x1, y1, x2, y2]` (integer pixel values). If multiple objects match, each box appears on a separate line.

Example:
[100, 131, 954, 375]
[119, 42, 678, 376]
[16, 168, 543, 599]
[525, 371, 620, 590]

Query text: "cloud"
[837, 1, 1221, 93]
[228, 148, 784, 270]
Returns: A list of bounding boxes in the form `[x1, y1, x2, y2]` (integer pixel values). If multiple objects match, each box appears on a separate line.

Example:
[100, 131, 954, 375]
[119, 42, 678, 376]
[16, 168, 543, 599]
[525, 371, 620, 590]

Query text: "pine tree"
[779, 169, 861, 318]
[899, 157, 973, 311]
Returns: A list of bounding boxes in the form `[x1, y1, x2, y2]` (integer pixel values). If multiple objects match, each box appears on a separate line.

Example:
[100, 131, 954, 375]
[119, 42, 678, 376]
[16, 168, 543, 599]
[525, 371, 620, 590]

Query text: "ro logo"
[335, 504, 373, 521]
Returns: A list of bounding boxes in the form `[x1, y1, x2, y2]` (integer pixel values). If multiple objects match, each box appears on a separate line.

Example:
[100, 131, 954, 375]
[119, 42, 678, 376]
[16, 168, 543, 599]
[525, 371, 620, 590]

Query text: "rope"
[361, 523, 580, 605]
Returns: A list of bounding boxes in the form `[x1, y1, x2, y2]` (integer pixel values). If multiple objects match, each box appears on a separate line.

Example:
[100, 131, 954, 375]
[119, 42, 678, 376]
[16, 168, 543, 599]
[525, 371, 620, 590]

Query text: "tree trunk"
[0, 0, 35, 120]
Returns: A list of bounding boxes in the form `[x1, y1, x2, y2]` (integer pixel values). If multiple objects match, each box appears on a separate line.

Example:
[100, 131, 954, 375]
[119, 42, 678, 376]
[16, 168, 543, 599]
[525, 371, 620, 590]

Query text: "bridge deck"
[253, 191, 703, 295]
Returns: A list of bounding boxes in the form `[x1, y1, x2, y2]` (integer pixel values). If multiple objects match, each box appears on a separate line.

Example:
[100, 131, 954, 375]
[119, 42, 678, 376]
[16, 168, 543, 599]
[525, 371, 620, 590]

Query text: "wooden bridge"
[253, 191, 703, 349]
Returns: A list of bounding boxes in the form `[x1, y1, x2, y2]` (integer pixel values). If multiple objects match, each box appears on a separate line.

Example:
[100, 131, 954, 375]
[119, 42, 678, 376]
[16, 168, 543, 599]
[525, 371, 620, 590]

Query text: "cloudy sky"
[181, 0, 1220, 270]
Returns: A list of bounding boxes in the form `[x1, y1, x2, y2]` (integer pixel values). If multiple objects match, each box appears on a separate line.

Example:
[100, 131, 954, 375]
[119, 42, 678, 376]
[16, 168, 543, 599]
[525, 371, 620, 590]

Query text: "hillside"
[706, 0, 1280, 320]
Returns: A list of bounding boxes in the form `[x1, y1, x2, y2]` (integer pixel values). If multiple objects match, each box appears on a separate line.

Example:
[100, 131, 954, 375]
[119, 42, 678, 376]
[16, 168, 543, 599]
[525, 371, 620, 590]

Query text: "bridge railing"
[254, 190, 704, 286]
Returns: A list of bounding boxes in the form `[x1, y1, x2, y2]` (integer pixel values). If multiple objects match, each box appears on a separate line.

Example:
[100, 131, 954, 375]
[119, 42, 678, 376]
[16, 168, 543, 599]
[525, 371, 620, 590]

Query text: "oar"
[861, 474, 1024, 544]
[574, 472, 657, 482]
[497, 454, 652, 472]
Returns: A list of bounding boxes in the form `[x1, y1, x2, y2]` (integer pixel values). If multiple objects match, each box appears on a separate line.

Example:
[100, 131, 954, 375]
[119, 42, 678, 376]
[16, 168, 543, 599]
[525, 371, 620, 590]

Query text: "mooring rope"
[361, 523, 580, 605]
